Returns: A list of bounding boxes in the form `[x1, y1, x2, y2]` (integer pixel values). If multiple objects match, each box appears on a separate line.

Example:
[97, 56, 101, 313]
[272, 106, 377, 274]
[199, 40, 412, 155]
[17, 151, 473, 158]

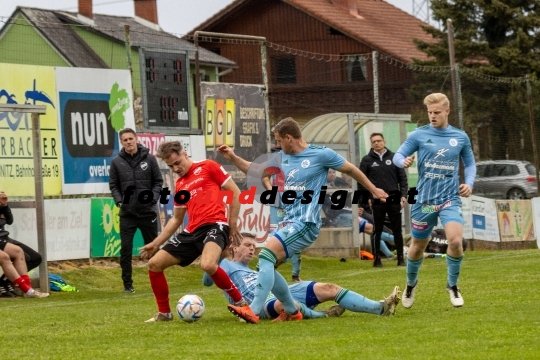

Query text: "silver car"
[473, 160, 538, 199]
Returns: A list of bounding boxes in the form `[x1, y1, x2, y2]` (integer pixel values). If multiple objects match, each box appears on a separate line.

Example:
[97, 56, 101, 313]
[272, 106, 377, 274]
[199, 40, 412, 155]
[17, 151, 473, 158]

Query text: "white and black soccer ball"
[176, 294, 205, 322]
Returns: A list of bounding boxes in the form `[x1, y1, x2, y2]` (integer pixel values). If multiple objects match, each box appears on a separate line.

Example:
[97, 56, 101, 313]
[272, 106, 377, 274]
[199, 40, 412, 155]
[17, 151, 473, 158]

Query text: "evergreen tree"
[411, 0, 540, 160]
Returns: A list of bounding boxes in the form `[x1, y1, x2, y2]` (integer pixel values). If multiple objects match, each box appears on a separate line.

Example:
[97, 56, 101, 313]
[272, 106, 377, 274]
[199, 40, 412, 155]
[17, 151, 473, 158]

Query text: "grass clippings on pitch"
[1, 250, 539, 360]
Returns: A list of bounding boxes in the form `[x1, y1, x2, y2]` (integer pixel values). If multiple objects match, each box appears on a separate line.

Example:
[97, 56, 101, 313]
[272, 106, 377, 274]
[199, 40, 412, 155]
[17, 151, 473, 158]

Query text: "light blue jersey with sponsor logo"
[395, 125, 475, 204]
[203, 259, 278, 307]
[268, 145, 346, 227]
[204, 259, 258, 305]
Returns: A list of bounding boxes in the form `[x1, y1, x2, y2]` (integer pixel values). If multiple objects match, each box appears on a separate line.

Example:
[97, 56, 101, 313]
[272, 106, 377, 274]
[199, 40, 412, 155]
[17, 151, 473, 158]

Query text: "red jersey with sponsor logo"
[174, 160, 231, 232]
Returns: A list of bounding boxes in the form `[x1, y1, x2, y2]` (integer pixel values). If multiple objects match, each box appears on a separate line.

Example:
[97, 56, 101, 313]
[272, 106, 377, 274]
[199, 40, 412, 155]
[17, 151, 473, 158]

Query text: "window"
[476, 164, 487, 178]
[526, 164, 536, 176]
[345, 56, 366, 82]
[273, 57, 296, 84]
[503, 165, 519, 176]
[487, 164, 519, 177]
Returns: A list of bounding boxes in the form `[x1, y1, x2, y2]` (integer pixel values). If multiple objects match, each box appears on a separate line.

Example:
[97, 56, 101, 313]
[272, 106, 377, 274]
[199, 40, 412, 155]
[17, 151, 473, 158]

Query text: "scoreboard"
[140, 49, 191, 130]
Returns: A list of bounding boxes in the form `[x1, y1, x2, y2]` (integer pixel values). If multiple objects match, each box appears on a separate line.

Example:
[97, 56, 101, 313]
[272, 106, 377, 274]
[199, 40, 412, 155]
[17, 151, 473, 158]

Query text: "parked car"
[473, 160, 538, 199]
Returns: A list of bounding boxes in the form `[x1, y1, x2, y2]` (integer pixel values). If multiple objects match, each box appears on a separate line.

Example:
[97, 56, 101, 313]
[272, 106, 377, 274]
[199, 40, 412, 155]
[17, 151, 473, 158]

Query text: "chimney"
[134, 0, 158, 24]
[78, 0, 92, 19]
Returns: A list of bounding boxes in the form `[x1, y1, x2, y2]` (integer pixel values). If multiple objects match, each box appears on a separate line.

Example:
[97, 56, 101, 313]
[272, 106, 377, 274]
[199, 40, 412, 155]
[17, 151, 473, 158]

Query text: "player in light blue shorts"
[394, 93, 475, 309]
[219, 117, 388, 323]
[268, 169, 302, 282]
[203, 234, 401, 320]
[410, 197, 464, 240]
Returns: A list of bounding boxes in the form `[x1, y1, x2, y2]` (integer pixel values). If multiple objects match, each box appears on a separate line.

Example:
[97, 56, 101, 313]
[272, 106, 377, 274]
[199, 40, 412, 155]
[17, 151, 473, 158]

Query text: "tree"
[410, 0, 540, 161]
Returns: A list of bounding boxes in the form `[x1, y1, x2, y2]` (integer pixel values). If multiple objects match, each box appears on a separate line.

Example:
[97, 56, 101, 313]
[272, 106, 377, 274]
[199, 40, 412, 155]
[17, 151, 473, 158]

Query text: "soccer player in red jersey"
[140, 141, 255, 322]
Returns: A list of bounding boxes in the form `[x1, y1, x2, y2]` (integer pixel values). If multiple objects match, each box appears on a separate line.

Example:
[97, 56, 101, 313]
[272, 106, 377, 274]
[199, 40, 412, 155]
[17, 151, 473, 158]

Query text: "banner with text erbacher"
[0, 63, 61, 196]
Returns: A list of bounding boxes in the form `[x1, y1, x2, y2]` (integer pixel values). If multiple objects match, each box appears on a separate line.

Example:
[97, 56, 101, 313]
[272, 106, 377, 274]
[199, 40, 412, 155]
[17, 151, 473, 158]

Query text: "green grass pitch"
[2, 250, 539, 359]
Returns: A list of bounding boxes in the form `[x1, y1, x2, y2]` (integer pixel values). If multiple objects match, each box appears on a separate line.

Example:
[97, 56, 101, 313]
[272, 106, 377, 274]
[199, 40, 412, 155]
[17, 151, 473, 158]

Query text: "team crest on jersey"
[385, 160, 392, 165]
[449, 138, 458, 146]
[194, 167, 202, 175]
[140, 162, 148, 170]
[301, 160, 310, 168]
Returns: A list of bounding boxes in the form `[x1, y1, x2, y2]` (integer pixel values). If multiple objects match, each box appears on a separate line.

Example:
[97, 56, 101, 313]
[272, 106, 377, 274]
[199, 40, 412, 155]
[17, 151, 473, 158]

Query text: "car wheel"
[507, 188, 527, 199]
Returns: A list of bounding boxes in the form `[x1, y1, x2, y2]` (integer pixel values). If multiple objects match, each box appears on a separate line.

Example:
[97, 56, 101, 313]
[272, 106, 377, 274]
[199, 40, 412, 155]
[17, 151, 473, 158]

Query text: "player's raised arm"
[217, 145, 252, 174]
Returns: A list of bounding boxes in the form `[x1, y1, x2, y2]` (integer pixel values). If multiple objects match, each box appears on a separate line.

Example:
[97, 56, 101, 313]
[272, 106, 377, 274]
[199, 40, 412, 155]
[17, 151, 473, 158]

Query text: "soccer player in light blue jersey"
[393, 93, 476, 308]
[203, 234, 400, 320]
[218, 117, 387, 323]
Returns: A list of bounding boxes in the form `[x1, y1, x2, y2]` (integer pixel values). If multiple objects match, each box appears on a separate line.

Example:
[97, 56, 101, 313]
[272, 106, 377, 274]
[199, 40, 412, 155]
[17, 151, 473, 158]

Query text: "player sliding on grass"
[218, 117, 387, 323]
[393, 93, 475, 308]
[204, 233, 401, 320]
[139, 141, 253, 322]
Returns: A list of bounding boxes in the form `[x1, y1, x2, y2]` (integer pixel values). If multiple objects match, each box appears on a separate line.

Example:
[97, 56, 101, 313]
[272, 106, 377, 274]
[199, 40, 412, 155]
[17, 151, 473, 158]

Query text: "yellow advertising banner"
[0, 63, 61, 195]
[204, 98, 215, 147]
[225, 98, 235, 146]
[495, 200, 535, 242]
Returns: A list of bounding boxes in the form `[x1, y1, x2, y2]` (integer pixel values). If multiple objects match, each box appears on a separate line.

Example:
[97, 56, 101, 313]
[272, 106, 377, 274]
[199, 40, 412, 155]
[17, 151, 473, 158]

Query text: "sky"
[0, 0, 422, 36]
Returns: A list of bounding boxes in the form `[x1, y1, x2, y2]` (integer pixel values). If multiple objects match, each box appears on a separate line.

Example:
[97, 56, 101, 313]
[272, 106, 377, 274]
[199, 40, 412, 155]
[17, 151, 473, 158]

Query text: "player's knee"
[147, 258, 163, 272]
[258, 248, 278, 265]
[12, 245, 23, 258]
[446, 237, 463, 252]
[321, 282, 340, 294]
[4, 244, 23, 259]
[200, 260, 217, 275]
[0, 250, 9, 263]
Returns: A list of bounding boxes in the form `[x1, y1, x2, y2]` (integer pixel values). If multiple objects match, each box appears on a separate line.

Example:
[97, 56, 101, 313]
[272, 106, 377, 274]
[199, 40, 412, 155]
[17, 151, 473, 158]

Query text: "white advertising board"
[471, 195, 500, 242]
[530, 197, 540, 248]
[461, 196, 473, 239]
[238, 202, 270, 246]
[7, 199, 91, 261]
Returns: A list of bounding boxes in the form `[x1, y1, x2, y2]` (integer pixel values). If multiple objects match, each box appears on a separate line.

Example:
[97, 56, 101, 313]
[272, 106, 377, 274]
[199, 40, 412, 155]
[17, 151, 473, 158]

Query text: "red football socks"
[148, 271, 170, 313]
[210, 266, 243, 303]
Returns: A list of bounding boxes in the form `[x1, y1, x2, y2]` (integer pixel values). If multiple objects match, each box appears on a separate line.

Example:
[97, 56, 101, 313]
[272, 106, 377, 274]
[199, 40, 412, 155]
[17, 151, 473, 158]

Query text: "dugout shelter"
[301, 112, 411, 258]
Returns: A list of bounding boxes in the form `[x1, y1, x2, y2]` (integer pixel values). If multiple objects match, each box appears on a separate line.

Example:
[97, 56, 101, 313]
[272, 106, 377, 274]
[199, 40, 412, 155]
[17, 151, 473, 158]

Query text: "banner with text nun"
[56, 67, 136, 194]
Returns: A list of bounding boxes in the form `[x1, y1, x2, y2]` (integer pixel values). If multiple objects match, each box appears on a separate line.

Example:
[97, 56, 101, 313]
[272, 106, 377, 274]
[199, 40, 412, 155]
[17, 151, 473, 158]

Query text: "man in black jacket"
[359, 133, 408, 267]
[109, 128, 163, 292]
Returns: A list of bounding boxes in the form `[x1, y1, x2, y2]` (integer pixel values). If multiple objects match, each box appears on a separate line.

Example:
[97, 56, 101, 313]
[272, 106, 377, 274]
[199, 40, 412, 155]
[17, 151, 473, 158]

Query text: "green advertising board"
[357, 122, 418, 187]
[90, 198, 145, 257]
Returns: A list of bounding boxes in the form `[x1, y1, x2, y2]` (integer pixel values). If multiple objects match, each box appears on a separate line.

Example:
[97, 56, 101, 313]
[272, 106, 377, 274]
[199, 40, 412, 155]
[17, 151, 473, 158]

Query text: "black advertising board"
[201, 82, 268, 189]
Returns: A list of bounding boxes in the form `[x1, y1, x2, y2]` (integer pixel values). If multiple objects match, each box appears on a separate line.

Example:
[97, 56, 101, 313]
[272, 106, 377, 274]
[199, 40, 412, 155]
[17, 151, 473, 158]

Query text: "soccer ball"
[176, 294, 205, 322]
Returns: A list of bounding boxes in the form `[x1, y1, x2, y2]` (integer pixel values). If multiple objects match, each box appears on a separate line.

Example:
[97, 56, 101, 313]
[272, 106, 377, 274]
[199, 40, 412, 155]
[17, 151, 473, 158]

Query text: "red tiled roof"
[288, 0, 433, 62]
[189, 0, 434, 63]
